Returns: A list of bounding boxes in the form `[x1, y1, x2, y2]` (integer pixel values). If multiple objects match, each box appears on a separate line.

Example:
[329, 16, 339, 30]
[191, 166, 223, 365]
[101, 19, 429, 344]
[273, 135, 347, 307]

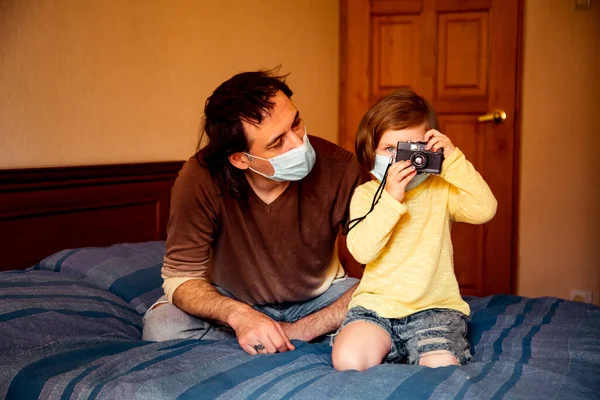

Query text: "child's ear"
[228, 152, 250, 170]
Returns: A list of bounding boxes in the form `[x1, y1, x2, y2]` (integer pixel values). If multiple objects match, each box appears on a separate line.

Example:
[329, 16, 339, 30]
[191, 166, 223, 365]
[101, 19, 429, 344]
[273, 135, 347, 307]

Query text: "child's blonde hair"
[355, 89, 439, 171]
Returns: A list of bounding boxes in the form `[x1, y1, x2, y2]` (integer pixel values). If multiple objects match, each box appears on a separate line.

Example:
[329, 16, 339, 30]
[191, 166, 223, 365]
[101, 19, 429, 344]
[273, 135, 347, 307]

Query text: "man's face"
[242, 91, 305, 177]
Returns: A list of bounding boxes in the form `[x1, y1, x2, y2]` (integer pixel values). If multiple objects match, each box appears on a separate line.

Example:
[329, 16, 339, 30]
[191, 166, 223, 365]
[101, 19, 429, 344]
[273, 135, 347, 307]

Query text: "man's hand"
[230, 307, 295, 355]
[172, 279, 294, 356]
[385, 160, 417, 203]
[424, 129, 455, 157]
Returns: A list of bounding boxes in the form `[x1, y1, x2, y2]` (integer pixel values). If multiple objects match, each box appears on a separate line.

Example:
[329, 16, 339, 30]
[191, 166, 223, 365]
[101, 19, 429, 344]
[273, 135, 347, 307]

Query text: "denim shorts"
[332, 306, 473, 365]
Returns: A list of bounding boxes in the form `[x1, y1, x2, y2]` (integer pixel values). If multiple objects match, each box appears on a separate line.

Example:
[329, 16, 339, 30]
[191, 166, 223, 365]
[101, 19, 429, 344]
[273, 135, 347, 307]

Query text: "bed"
[1, 162, 599, 400]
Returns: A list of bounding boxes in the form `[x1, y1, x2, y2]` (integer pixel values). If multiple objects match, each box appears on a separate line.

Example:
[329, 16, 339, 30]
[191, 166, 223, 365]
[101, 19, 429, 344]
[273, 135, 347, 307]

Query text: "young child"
[332, 89, 497, 371]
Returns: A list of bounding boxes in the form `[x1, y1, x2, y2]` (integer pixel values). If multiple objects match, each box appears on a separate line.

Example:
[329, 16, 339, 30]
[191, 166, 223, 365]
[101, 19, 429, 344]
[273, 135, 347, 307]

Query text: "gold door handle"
[478, 109, 507, 124]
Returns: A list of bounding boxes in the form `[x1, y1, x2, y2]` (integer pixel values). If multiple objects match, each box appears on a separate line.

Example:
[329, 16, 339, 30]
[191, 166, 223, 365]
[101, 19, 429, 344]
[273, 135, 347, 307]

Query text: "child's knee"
[418, 351, 460, 368]
[332, 347, 381, 372]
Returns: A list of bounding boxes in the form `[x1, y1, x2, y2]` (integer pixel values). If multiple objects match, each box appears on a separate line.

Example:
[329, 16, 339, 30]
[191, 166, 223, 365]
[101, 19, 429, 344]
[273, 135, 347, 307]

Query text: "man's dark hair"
[197, 67, 293, 199]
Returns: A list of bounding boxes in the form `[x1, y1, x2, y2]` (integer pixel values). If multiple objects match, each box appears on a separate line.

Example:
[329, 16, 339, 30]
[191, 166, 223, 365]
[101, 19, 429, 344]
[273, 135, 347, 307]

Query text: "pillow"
[33, 241, 165, 314]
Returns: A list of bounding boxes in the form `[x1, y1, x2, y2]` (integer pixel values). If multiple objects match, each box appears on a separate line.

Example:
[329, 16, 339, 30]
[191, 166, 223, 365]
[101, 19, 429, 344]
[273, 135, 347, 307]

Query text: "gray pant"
[142, 277, 359, 342]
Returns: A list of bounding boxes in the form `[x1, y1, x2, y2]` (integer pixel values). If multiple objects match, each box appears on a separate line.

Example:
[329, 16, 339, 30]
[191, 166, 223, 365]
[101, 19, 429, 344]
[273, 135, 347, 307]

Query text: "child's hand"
[424, 130, 455, 157]
[385, 160, 417, 203]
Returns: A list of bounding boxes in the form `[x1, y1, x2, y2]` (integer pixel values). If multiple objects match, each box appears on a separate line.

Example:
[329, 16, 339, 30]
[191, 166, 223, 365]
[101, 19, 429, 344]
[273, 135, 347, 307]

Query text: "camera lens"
[410, 152, 428, 169]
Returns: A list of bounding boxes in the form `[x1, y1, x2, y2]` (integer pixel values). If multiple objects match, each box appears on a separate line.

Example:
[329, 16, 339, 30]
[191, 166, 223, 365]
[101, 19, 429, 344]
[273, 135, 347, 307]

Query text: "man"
[142, 69, 364, 355]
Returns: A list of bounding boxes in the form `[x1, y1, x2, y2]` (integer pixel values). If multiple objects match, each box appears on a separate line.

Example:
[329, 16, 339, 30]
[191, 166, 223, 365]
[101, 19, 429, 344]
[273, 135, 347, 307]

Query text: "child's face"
[375, 123, 427, 157]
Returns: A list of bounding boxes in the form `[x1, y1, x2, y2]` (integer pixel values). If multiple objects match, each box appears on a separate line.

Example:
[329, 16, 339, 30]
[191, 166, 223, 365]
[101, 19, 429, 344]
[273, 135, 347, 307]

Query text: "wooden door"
[338, 0, 522, 296]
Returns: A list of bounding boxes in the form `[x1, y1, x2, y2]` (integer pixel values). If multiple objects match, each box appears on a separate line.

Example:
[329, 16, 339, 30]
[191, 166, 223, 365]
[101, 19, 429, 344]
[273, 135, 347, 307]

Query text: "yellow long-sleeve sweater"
[347, 148, 497, 319]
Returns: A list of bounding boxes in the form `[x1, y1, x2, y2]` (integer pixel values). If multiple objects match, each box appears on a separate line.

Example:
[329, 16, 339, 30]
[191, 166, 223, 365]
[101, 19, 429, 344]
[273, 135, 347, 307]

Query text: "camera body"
[396, 141, 444, 175]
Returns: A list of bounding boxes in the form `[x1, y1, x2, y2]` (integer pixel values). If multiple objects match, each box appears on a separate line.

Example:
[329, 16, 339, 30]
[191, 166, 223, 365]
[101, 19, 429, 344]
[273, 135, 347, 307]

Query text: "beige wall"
[518, 0, 600, 304]
[0, 0, 339, 169]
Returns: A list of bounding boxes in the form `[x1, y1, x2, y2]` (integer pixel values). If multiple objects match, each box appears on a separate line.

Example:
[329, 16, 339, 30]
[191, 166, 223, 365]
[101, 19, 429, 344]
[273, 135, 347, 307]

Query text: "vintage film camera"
[396, 141, 444, 175]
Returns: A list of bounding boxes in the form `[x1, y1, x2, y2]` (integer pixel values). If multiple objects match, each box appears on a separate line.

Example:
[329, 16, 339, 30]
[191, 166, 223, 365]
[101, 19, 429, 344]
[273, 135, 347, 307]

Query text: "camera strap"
[343, 156, 394, 235]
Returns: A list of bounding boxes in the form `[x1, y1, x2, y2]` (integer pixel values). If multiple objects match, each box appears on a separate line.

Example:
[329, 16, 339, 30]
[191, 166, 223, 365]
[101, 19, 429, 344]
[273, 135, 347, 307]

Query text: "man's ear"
[228, 152, 250, 170]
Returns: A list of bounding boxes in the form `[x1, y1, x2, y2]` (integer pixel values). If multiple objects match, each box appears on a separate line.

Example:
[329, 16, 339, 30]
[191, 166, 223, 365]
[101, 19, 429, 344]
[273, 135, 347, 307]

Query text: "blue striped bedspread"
[1, 265, 599, 398]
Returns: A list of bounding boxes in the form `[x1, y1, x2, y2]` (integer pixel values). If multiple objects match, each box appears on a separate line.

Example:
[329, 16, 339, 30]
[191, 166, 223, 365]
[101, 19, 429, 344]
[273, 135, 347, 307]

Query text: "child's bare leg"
[418, 350, 460, 368]
[332, 321, 392, 371]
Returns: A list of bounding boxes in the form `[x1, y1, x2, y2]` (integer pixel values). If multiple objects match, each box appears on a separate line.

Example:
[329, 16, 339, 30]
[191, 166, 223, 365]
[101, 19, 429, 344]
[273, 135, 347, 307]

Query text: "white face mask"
[370, 154, 392, 182]
[245, 130, 316, 182]
[371, 154, 428, 191]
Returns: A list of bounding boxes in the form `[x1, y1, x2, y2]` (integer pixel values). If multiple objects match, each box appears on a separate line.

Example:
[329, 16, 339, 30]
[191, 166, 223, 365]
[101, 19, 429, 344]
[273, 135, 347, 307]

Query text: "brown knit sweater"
[161, 136, 363, 305]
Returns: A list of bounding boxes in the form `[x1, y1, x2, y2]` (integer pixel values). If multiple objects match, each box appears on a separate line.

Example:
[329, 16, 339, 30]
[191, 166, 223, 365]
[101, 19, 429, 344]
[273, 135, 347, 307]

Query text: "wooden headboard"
[0, 162, 184, 272]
